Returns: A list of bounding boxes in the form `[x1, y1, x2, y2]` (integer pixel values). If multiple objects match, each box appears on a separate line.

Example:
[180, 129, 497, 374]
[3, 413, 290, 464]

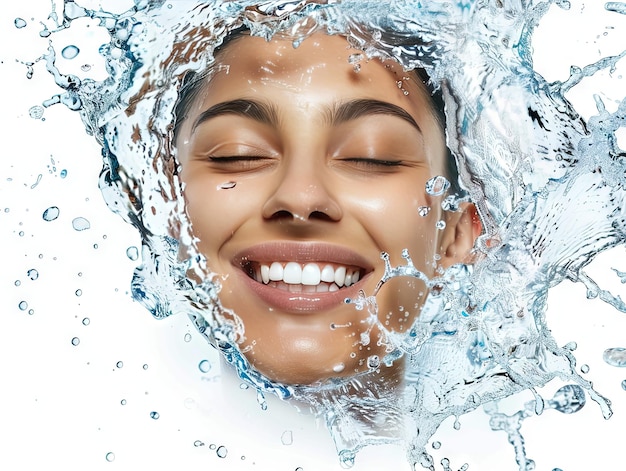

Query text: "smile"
[246, 261, 363, 293]
[232, 242, 374, 313]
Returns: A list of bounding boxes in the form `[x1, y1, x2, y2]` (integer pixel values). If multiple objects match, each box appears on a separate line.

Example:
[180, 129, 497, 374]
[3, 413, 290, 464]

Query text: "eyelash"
[342, 158, 404, 167]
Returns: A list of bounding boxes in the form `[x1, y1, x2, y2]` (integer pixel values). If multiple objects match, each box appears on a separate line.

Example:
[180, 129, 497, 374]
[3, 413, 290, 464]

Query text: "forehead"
[205, 32, 435, 112]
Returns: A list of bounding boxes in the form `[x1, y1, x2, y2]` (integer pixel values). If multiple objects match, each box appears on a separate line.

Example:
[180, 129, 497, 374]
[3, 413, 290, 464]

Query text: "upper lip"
[232, 241, 375, 272]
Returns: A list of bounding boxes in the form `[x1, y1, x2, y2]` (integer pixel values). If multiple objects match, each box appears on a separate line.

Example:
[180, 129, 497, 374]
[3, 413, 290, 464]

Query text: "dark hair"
[173, 27, 461, 195]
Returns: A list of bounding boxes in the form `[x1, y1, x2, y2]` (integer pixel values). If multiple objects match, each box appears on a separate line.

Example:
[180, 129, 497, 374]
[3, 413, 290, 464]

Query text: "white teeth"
[269, 262, 283, 281]
[321, 264, 335, 282]
[334, 266, 346, 287]
[261, 265, 270, 284]
[283, 262, 302, 284]
[302, 263, 321, 285]
[255, 262, 361, 289]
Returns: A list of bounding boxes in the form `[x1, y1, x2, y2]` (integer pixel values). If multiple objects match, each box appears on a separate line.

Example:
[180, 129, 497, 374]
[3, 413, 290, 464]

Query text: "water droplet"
[418, 206, 431, 217]
[432, 441, 441, 450]
[80, 64, 92, 72]
[142, 364, 149, 370]
[105, 452, 115, 462]
[27, 269, 39, 280]
[352, 63, 361, 73]
[71, 337, 80, 346]
[29, 106, 44, 119]
[603, 347, 626, 367]
[194, 440, 204, 447]
[93, 244, 99, 249]
[198, 359, 211, 373]
[549, 384, 586, 414]
[563, 341, 577, 351]
[580, 364, 590, 373]
[216, 445, 228, 458]
[621, 380, 626, 391]
[209, 444, 216, 450]
[183, 333, 192, 342]
[18, 301, 28, 311]
[281, 430, 293, 445]
[14, 18, 27, 29]
[436, 220, 447, 230]
[239, 383, 249, 390]
[42, 206, 60, 221]
[453, 417, 461, 430]
[425, 175, 450, 196]
[28, 309, 34, 315]
[150, 411, 160, 419]
[126, 246, 139, 261]
[295, 468, 304, 471]
[18, 231, 24, 237]
[75, 289, 83, 297]
[120, 399, 127, 405]
[82, 317, 90, 325]
[348, 53, 364, 64]
[14, 280, 21, 286]
[218, 181, 237, 190]
[116, 361, 123, 368]
[61, 45, 80, 60]
[332, 363, 345, 373]
[367, 355, 380, 369]
[60, 169, 67, 178]
[72, 217, 91, 231]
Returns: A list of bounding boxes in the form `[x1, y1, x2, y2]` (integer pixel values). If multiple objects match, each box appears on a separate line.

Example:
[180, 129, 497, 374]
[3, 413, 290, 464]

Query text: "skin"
[175, 32, 480, 385]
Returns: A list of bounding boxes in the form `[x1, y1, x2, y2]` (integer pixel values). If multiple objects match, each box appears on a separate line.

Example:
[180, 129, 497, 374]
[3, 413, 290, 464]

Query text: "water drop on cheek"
[217, 181, 237, 190]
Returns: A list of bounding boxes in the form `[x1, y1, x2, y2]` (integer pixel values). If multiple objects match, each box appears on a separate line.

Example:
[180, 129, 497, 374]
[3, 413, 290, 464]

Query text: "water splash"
[24, 0, 626, 469]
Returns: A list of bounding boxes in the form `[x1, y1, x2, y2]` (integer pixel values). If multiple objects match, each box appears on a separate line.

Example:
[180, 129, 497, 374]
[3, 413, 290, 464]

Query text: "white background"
[2, 1, 626, 470]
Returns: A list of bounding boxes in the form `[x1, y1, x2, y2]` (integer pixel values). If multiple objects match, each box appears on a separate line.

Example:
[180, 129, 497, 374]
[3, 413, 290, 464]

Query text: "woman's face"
[176, 32, 476, 384]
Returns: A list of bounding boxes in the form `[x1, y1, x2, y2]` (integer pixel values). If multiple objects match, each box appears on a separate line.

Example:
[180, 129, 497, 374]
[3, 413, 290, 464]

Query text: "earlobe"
[439, 203, 482, 268]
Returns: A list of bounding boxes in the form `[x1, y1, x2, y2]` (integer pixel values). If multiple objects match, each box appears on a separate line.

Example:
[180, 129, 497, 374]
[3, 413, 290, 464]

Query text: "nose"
[262, 161, 342, 223]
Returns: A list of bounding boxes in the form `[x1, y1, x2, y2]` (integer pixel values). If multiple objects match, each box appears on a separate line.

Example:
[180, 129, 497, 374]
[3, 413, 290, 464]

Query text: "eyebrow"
[329, 98, 422, 134]
[190, 97, 422, 134]
[191, 99, 279, 133]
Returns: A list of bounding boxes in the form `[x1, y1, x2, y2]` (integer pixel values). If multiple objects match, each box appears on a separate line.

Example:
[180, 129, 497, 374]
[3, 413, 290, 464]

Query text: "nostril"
[309, 210, 335, 222]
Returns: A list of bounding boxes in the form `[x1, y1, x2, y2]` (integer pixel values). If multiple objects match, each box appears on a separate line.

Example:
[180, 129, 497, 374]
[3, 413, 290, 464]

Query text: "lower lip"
[234, 268, 366, 313]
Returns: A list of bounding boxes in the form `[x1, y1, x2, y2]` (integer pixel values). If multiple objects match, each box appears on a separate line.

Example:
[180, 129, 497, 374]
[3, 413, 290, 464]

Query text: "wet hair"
[173, 27, 461, 195]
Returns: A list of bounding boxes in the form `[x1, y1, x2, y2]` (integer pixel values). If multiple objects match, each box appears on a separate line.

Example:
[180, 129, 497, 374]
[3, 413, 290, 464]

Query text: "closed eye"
[207, 155, 276, 172]
[341, 158, 405, 168]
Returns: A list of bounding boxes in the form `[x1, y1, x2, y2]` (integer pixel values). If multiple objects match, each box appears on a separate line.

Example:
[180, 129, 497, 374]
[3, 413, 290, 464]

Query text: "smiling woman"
[173, 31, 481, 385]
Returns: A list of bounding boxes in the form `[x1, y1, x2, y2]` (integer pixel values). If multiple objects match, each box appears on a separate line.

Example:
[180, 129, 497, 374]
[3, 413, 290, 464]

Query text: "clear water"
[10, 0, 626, 469]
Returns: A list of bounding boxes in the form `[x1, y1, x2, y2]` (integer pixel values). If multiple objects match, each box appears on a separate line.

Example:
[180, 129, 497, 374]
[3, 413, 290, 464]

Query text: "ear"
[438, 203, 482, 268]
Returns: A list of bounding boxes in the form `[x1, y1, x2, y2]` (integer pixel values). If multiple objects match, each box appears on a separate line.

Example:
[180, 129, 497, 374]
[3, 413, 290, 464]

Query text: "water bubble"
[105, 452, 115, 462]
[116, 361, 123, 368]
[59, 169, 67, 178]
[80, 64, 92, 72]
[209, 444, 216, 450]
[61, 45, 80, 60]
[142, 364, 149, 370]
[18, 301, 28, 311]
[281, 430, 293, 445]
[239, 383, 249, 390]
[120, 399, 127, 405]
[28, 309, 34, 315]
[14, 280, 21, 286]
[29, 106, 44, 119]
[425, 175, 450, 196]
[218, 181, 237, 190]
[42, 206, 60, 221]
[150, 411, 160, 419]
[436, 220, 447, 230]
[366, 355, 380, 369]
[418, 206, 431, 217]
[82, 317, 90, 325]
[71, 337, 80, 346]
[126, 246, 139, 261]
[27, 269, 39, 280]
[432, 441, 441, 450]
[621, 380, 626, 391]
[18, 231, 24, 237]
[14, 18, 27, 29]
[198, 359, 211, 373]
[193, 440, 204, 447]
[75, 289, 83, 297]
[548, 384, 586, 414]
[580, 364, 590, 374]
[72, 217, 91, 231]
[603, 347, 626, 367]
[183, 333, 192, 342]
[216, 445, 228, 458]
[295, 468, 304, 471]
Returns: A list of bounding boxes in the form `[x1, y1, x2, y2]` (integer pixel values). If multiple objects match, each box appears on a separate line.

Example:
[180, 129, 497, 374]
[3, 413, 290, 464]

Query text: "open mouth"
[243, 261, 365, 293]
